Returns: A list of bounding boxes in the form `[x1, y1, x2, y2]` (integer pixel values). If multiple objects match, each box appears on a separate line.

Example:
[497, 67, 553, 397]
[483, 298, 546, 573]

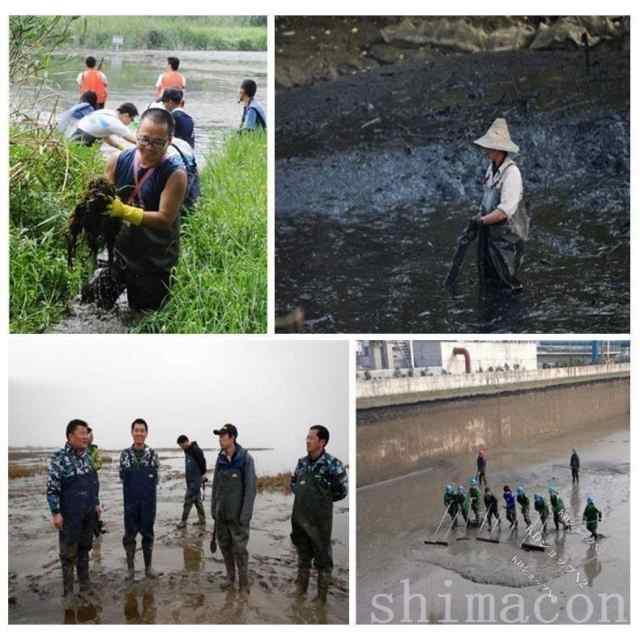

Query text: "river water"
[18, 48, 267, 162]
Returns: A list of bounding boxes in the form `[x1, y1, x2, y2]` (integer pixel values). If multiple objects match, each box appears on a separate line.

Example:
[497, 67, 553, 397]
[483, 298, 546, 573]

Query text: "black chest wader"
[180, 454, 205, 526]
[59, 464, 99, 595]
[214, 465, 250, 591]
[478, 166, 527, 291]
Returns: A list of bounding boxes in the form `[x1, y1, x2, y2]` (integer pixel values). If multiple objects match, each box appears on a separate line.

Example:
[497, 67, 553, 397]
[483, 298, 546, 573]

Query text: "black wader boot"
[221, 548, 236, 590]
[125, 542, 136, 580]
[195, 501, 206, 526]
[317, 570, 331, 604]
[295, 567, 311, 596]
[77, 547, 91, 592]
[177, 501, 191, 529]
[237, 553, 250, 594]
[61, 545, 77, 597]
[143, 545, 157, 579]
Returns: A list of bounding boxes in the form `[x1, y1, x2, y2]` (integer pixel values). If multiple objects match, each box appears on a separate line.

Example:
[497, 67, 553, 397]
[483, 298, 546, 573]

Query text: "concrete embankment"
[357, 364, 629, 486]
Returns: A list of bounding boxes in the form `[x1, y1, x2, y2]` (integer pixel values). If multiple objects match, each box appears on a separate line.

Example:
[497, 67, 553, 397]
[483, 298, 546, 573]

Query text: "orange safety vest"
[79, 68, 108, 104]
[157, 70, 185, 95]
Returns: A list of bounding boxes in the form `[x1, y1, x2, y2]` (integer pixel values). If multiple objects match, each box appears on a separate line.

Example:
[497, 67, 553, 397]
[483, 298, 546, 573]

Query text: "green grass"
[70, 16, 267, 51]
[9, 127, 102, 333]
[136, 130, 267, 333]
[9, 126, 267, 334]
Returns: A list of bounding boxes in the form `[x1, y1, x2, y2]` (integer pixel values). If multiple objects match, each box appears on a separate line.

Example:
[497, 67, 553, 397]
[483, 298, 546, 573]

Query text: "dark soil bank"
[276, 32, 629, 333]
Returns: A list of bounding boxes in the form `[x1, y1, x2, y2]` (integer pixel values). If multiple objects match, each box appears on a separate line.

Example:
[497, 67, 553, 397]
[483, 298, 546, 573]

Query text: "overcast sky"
[9, 337, 349, 463]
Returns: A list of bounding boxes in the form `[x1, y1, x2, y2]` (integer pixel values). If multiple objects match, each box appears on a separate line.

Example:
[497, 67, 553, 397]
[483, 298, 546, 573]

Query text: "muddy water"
[356, 420, 629, 624]
[28, 48, 267, 162]
[275, 49, 629, 333]
[8, 448, 348, 624]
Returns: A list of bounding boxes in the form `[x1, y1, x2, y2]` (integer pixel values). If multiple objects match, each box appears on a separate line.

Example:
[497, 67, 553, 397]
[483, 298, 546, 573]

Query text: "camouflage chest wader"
[59, 463, 99, 595]
[215, 465, 250, 589]
[122, 455, 157, 570]
[470, 488, 481, 524]
[478, 166, 527, 291]
[291, 464, 334, 600]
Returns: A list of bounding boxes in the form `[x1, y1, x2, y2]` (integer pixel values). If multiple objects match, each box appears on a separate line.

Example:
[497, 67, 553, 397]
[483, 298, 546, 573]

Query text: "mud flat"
[276, 44, 629, 333]
[8, 450, 349, 624]
[356, 419, 629, 624]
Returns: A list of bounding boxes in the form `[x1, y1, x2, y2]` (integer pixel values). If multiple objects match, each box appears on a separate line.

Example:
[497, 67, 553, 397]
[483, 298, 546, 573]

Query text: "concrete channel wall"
[357, 366, 629, 486]
[357, 363, 630, 409]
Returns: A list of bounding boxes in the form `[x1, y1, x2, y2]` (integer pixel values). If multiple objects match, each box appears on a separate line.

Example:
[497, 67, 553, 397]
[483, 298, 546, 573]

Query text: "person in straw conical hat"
[471, 117, 529, 291]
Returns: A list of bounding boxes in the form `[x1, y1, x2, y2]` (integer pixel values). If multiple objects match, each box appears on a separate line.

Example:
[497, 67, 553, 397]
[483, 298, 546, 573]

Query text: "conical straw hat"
[473, 118, 519, 154]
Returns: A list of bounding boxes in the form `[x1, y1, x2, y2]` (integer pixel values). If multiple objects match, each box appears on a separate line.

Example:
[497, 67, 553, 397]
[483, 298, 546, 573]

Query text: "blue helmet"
[458, 485, 465, 493]
[548, 486, 557, 495]
[470, 478, 477, 486]
[446, 484, 453, 493]
[517, 486, 525, 495]
[587, 496, 594, 504]
[534, 494, 542, 501]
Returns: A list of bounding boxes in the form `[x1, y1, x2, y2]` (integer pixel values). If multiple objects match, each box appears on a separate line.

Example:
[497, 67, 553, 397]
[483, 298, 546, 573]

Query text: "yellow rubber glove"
[107, 197, 144, 226]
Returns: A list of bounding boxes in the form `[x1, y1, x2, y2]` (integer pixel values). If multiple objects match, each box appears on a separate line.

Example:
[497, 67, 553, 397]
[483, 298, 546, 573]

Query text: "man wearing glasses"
[90, 108, 188, 311]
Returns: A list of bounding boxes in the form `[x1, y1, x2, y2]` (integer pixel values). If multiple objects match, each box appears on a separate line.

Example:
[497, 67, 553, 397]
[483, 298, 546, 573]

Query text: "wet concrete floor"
[357, 418, 629, 623]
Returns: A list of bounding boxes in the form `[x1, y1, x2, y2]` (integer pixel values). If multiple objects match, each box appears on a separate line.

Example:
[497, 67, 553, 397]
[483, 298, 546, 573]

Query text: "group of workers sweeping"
[425, 447, 603, 551]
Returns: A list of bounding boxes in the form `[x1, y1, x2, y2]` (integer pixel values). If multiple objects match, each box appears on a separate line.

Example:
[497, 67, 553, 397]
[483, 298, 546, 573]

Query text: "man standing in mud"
[468, 478, 481, 525]
[549, 487, 571, 531]
[210, 424, 256, 594]
[582, 496, 602, 540]
[534, 493, 550, 535]
[176, 435, 207, 528]
[88, 107, 189, 311]
[570, 448, 581, 483]
[47, 419, 100, 599]
[476, 448, 487, 487]
[291, 425, 348, 604]
[120, 419, 160, 580]
[483, 487, 500, 529]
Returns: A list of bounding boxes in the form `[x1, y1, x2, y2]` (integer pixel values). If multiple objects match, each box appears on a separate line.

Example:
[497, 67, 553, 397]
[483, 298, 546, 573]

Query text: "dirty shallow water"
[8, 447, 348, 624]
[356, 420, 629, 624]
[276, 48, 629, 333]
[20, 48, 267, 163]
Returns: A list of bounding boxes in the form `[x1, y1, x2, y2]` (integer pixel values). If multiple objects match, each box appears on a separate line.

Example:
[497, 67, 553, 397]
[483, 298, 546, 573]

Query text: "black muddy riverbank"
[276, 47, 629, 333]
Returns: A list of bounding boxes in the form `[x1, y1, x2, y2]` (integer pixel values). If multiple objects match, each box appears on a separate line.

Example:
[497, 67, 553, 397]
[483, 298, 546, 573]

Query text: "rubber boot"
[177, 501, 191, 528]
[77, 547, 91, 593]
[220, 548, 236, 590]
[61, 550, 76, 597]
[143, 546, 157, 579]
[316, 570, 331, 605]
[237, 553, 250, 594]
[295, 567, 311, 596]
[125, 543, 136, 581]
[196, 501, 206, 527]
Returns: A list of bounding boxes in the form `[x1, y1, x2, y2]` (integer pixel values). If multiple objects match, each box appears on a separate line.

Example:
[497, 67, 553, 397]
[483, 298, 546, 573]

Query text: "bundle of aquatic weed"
[10, 125, 104, 333]
[135, 130, 267, 334]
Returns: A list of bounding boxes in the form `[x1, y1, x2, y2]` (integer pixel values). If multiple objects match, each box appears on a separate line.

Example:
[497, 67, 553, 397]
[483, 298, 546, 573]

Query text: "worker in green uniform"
[469, 478, 481, 525]
[455, 485, 469, 525]
[549, 487, 570, 531]
[291, 425, 348, 604]
[516, 486, 532, 526]
[582, 496, 602, 540]
[534, 494, 550, 534]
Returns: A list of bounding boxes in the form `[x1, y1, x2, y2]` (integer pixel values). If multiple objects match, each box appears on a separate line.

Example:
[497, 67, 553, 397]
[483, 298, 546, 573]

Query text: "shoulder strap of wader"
[128, 150, 164, 206]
